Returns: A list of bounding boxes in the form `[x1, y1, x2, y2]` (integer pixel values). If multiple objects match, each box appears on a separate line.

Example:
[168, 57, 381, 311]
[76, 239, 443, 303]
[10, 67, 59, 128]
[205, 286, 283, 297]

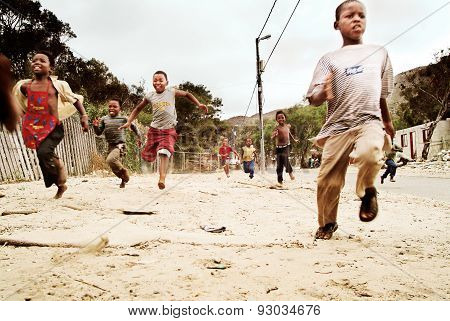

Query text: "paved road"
[267, 168, 450, 202]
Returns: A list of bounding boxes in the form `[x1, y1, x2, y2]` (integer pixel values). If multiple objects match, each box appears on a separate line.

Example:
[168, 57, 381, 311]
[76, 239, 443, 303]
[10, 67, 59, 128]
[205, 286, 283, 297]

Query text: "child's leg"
[317, 131, 355, 228]
[53, 156, 67, 199]
[106, 146, 123, 178]
[276, 149, 284, 183]
[350, 123, 386, 198]
[158, 152, 170, 189]
[106, 145, 129, 188]
[386, 159, 397, 179]
[249, 160, 255, 178]
[284, 148, 295, 180]
[225, 162, 230, 177]
[36, 125, 66, 198]
[243, 161, 250, 173]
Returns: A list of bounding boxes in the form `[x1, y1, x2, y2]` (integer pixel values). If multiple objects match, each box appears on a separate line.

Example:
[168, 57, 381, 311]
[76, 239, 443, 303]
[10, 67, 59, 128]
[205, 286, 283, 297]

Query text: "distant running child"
[271, 110, 298, 186]
[119, 71, 207, 189]
[241, 137, 257, 179]
[219, 137, 239, 178]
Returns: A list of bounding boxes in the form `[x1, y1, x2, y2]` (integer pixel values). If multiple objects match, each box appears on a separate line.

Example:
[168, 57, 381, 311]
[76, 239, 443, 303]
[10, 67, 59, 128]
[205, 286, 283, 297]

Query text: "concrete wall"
[394, 119, 449, 160]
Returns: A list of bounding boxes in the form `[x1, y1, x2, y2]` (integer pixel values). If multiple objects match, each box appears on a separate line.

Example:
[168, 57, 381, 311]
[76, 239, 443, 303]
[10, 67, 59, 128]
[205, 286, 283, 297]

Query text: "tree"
[398, 48, 449, 160]
[286, 104, 326, 167]
[175, 81, 224, 152]
[0, 0, 75, 79]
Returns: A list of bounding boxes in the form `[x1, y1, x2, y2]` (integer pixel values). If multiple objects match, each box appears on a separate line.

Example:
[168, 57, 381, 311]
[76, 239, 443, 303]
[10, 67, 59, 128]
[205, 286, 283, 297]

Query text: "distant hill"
[226, 65, 425, 127]
[225, 108, 293, 127]
[388, 66, 425, 115]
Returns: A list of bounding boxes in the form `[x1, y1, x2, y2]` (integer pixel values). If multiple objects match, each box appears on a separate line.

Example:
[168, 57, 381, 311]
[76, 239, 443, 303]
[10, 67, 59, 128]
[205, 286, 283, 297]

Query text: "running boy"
[219, 137, 240, 178]
[13, 50, 89, 198]
[119, 71, 207, 189]
[93, 98, 140, 188]
[242, 137, 257, 179]
[271, 110, 298, 186]
[306, 0, 394, 239]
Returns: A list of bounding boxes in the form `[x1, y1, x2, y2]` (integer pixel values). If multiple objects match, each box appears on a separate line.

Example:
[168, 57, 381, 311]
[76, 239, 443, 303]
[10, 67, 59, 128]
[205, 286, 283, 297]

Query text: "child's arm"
[289, 131, 299, 143]
[130, 122, 142, 147]
[175, 89, 208, 113]
[118, 98, 148, 130]
[92, 117, 105, 136]
[253, 150, 258, 163]
[271, 128, 279, 140]
[232, 148, 240, 160]
[308, 73, 334, 106]
[380, 98, 395, 139]
[73, 100, 89, 132]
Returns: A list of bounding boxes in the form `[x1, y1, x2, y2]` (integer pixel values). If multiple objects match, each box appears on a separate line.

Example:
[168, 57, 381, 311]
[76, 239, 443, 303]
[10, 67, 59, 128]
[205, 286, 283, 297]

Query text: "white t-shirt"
[145, 87, 177, 129]
[307, 44, 393, 142]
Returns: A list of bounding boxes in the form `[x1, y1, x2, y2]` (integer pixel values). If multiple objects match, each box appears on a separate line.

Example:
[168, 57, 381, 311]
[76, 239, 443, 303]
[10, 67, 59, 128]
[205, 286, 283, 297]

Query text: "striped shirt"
[94, 115, 139, 145]
[307, 44, 393, 143]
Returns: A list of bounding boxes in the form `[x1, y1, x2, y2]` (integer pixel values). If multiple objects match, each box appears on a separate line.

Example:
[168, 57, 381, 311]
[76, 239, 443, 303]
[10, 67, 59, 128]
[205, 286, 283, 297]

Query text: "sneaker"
[359, 187, 378, 222]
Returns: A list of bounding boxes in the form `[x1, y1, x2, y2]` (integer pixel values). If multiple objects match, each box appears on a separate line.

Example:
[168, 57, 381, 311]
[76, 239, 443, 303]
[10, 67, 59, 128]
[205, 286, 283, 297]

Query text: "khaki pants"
[106, 144, 125, 178]
[316, 121, 390, 227]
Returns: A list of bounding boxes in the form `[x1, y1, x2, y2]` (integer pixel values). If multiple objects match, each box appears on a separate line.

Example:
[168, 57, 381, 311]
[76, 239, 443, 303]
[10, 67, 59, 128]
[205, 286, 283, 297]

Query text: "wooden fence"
[0, 116, 97, 182]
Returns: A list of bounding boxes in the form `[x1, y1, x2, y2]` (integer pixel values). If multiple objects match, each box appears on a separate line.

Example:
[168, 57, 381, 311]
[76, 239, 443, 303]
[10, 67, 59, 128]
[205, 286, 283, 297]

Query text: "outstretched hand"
[271, 129, 279, 139]
[118, 122, 131, 130]
[92, 117, 100, 127]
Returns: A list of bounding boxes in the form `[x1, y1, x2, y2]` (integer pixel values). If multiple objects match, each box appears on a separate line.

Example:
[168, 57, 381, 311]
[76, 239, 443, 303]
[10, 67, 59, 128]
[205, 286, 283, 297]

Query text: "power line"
[238, 0, 278, 127]
[241, 82, 257, 121]
[258, 0, 278, 38]
[263, 0, 302, 70]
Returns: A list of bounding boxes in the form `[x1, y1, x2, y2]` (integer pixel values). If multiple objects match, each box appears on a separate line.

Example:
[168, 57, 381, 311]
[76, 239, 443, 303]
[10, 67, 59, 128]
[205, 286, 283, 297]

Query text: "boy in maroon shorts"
[120, 71, 207, 189]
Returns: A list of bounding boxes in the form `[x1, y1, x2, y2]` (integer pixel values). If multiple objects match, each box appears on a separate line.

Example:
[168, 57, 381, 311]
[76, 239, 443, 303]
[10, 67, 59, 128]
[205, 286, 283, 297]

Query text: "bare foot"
[289, 172, 295, 180]
[158, 179, 165, 190]
[54, 184, 67, 199]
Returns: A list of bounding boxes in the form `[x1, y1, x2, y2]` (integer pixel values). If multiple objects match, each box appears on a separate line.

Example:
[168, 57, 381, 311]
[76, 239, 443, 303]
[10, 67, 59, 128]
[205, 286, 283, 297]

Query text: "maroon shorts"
[141, 127, 177, 162]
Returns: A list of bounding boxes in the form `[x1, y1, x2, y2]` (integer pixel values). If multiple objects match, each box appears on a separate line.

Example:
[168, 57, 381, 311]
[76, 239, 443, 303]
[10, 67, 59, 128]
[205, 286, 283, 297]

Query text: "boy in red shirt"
[218, 137, 239, 178]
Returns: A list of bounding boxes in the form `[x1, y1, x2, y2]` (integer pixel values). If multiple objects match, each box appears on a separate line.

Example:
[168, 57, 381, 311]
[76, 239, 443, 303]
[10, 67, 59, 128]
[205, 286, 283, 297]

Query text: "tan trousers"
[316, 121, 390, 227]
[106, 144, 125, 178]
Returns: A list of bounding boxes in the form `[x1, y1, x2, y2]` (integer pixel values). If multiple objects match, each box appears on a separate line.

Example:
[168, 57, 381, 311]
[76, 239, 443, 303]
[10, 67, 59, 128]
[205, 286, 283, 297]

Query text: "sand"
[0, 166, 449, 301]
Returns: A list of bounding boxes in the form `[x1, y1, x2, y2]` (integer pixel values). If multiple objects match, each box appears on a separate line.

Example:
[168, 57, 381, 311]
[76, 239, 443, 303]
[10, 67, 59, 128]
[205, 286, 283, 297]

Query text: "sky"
[38, 0, 450, 119]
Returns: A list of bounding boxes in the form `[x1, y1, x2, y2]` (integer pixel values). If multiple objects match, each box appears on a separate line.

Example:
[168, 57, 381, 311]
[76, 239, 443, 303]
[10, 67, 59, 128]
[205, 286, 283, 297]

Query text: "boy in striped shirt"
[93, 98, 140, 188]
[307, 0, 394, 239]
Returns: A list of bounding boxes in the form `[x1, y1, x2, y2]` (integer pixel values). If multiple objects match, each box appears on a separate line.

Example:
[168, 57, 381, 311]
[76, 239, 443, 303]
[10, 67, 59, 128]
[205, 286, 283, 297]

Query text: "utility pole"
[256, 34, 270, 172]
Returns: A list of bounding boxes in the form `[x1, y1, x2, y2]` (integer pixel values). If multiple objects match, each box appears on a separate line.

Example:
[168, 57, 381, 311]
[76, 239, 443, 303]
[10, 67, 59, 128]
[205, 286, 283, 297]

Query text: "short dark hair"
[34, 50, 55, 67]
[109, 97, 122, 106]
[154, 70, 168, 81]
[275, 110, 287, 119]
[335, 0, 363, 21]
